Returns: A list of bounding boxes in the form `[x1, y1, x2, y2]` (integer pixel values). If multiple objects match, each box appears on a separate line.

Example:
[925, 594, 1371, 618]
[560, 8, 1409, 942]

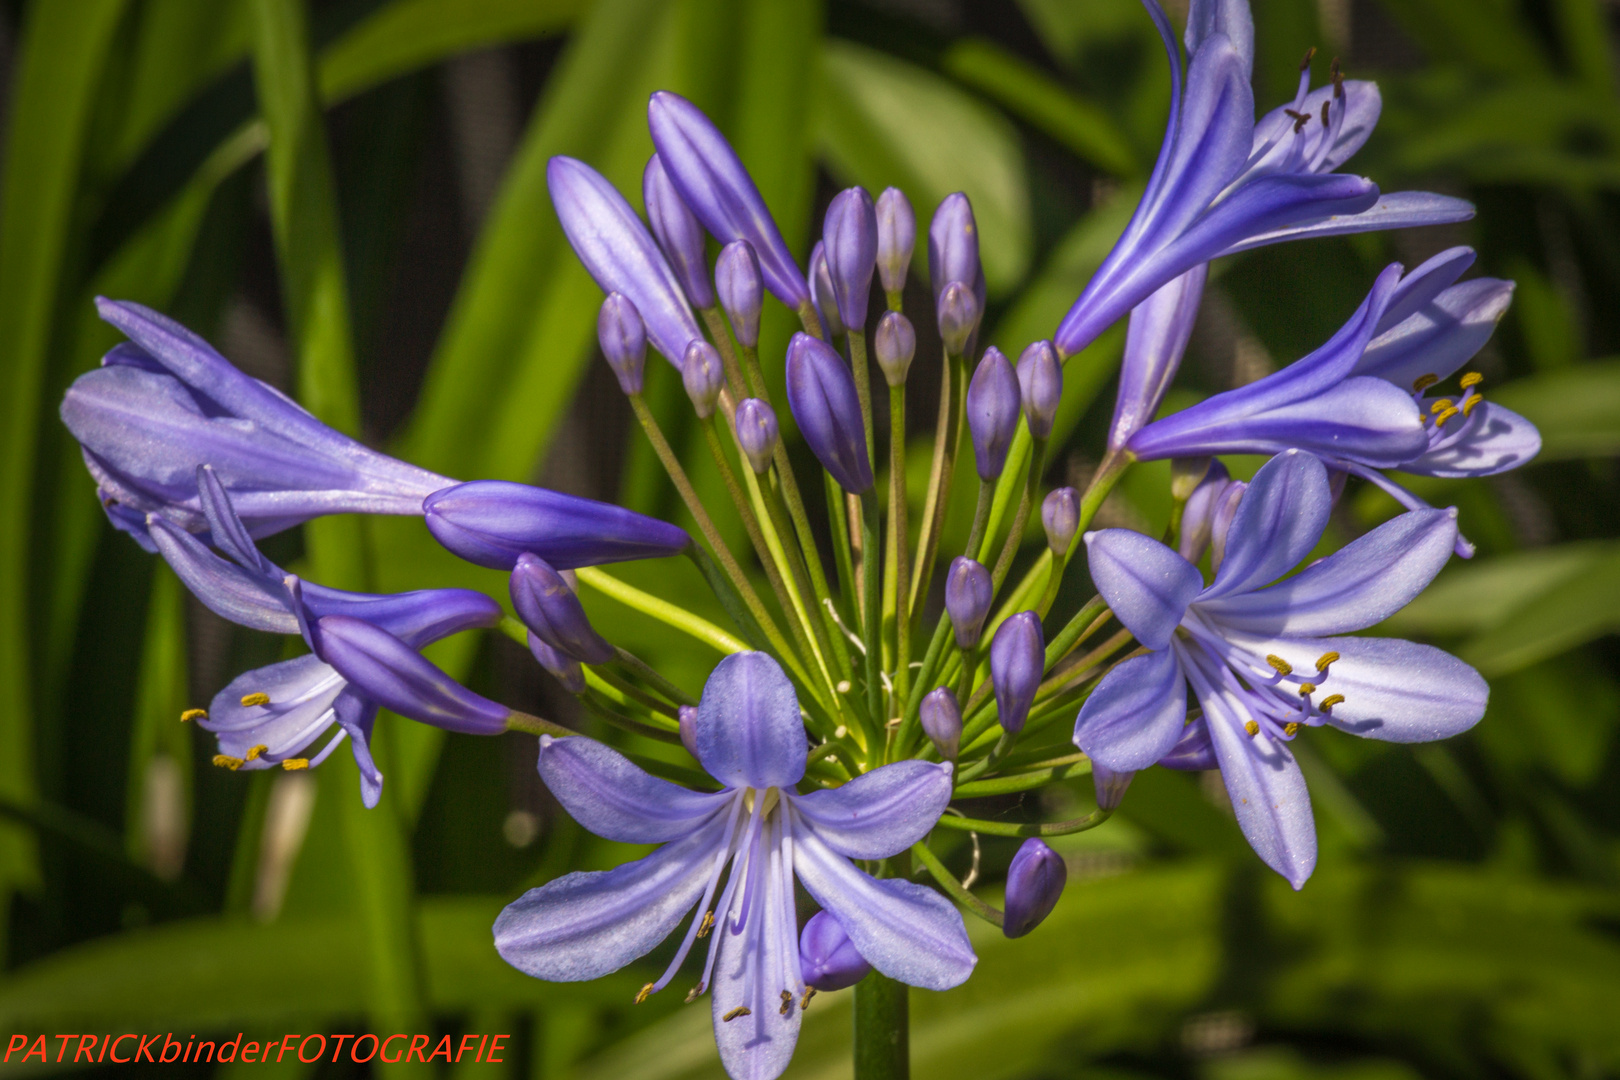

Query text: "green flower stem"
[932, 807, 1112, 838]
[768, 444, 855, 684]
[806, 738, 860, 781]
[1041, 596, 1110, 673]
[573, 567, 748, 655]
[888, 387, 912, 718]
[848, 331, 877, 466]
[577, 689, 686, 745]
[700, 306, 750, 402]
[505, 711, 583, 740]
[759, 468, 854, 684]
[952, 756, 1093, 798]
[953, 730, 1014, 784]
[611, 645, 697, 708]
[798, 299, 827, 339]
[591, 663, 680, 721]
[736, 340, 771, 402]
[908, 347, 968, 621]
[826, 474, 860, 628]
[860, 491, 885, 742]
[1038, 629, 1136, 702]
[985, 438, 1047, 593]
[910, 841, 1004, 928]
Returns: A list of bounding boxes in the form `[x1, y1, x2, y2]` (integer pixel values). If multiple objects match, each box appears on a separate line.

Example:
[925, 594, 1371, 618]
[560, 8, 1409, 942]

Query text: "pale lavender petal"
[314, 616, 509, 735]
[204, 654, 347, 761]
[1207, 706, 1316, 889]
[1178, 459, 1233, 564]
[1357, 279, 1514, 387]
[1218, 190, 1474, 256]
[1184, 0, 1253, 70]
[1201, 449, 1331, 601]
[146, 514, 298, 633]
[1072, 648, 1189, 771]
[791, 760, 952, 859]
[694, 652, 807, 790]
[1157, 716, 1218, 770]
[712, 833, 801, 1080]
[1109, 265, 1208, 452]
[536, 735, 731, 843]
[1372, 246, 1477, 335]
[494, 816, 730, 981]
[1201, 507, 1458, 635]
[791, 823, 975, 991]
[1246, 81, 1381, 180]
[1084, 529, 1203, 649]
[1402, 402, 1540, 477]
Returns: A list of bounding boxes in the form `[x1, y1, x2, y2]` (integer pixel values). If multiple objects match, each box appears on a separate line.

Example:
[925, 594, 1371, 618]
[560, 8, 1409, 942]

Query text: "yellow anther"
[722, 1006, 752, 1022]
[212, 755, 243, 771]
[1319, 693, 1345, 711]
[1244, 720, 1260, 737]
[1284, 722, 1301, 737]
[800, 988, 817, 1010]
[1461, 393, 1484, 417]
[1298, 682, 1316, 696]
[240, 692, 270, 708]
[1432, 406, 1461, 426]
[1459, 371, 1483, 388]
[281, 758, 309, 771]
[180, 708, 207, 723]
[1412, 373, 1440, 392]
[780, 990, 794, 1016]
[1429, 398, 1455, 414]
[697, 910, 715, 938]
[635, 983, 655, 1005]
[685, 982, 706, 1004]
[1265, 655, 1293, 676]
[243, 744, 268, 761]
[1315, 651, 1340, 674]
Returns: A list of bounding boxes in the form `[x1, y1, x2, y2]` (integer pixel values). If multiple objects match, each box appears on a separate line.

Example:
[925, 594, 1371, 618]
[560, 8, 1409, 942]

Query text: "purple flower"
[735, 398, 780, 474]
[966, 347, 1021, 480]
[927, 193, 980, 300]
[511, 553, 615, 665]
[647, 91, 810, 309]
[1002, 839, 1065, 938]
[785, 332, 873, 494]
[716, 240, 764, 348]
[874, 311, 916, 386]
[936, 280, 981, 357]
[1108, 266, 1208, 452]
[920, 687, 963, 761]
[422, 480, 689, 571]
[990, 611, 1044, 736]
[644, 154, 716, 309]
[61, 299, 451, 549]
[548, 156, 704, 367]
[1178, 460, 1242, 565]
[1054, 0, 1473, 358]
[1074, 450, 1487, 887]
[1016, 341, 1062, 441]
[875, 187, 915, 297]
[531, 634, 586, 695]
[598, 293, 648, 395]
[823, 187, 879, 332]
[944, 557, 993, 650]
[809, 242, 847, 341]
[150, 467, 501, 806]
[494, 652, 975, 1080]
[1041, 487, 1080, 555]
[799, 910, 873, 992]
[683, 340, 726, 419]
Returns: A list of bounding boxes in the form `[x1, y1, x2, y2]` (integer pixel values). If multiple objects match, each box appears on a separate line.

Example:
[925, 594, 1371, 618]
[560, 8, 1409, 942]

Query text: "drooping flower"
[61, 298, 453, 548]
[494, 652, 975, 1080]
[1074, 450, 1487, 887]
[1054, 0, 1474, 359]
[150, 467, 502, 806]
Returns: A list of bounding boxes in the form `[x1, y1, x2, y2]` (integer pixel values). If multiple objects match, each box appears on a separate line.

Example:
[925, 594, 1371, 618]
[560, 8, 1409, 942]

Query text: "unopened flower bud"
[1092, 764, 1134, 810]
[937, 280, 980, 356]
[1208, 479, 1247, 574]
[317, 615, 509, 734]
[715, 240, 763, 348]
[510, 553, 614, 664]
[1041, 487, 1079, 555]
[920, 687, 963, 761]
[423, 481, 689, 571]
[944, 557, 992, 650]
[823, 186, 877, 332]
[1177, 460, 1232, 564]
[1016, 340, 1061, 439]
[990, 611, 1043, 735]
[528, 632, 585, 694]
[735, 397, 779, 474]
[598, 293, 647, 395]
[1003, 837, 1066, 938]
[799, 910, 871, 991]
[809, 242, 846, 340]
[967, 347, 1020, 480]
[928, 192, 979, 300]
[682, 340, 725, 419]
[643, 154, 714, 308]
[785, 332, 873, 493]
[678, 704, 700, 759]
[876, 187, 915, 297]
[874, 311, 915, 386]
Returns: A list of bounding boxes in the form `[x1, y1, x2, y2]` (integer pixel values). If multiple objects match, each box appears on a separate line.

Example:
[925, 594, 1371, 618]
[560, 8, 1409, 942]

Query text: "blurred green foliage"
[0, 0, 1616, 1076]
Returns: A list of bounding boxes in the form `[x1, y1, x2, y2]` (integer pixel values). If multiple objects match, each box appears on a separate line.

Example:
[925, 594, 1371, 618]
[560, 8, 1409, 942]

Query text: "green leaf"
[1456, 546, 1620, 675]
[1491, 358, 1620, 460]
[1381, 541, 1618, 638]
[817, 40, 1032, 295]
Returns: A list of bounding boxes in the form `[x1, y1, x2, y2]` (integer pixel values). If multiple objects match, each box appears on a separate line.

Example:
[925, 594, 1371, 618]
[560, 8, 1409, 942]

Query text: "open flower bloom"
[149, 467, 501, 805]
[494, 652, 975, 1080]
[1054, 0, 1473, 358]
[1074, 451, 1487, 888]
[61, 298, 452, 548]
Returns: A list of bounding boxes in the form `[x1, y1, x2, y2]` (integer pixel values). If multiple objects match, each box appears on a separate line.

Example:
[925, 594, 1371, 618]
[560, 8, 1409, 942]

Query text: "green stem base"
[854, 971, 909, 1080]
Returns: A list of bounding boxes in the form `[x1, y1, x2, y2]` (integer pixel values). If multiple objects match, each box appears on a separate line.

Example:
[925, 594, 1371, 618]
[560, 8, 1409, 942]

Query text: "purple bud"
[1092, 764, 1134, 810]
[715, 240, 763, 348]
[1177, 460, 1233, 564]
[528, 632, 586, 694]
[785, 332, 873, 493]
[799, 910, 871, 991]
[597, 293, 646, 395]
[547, 156, 703, 366]
[647, 91, 809, 308]
[874, 311, 915, 386]
[682, 340, 725, 419]
[316, 615, 509, 735]
[510, 553, 615, 665]
[643, 154, 714, 309]
[1003, 838, 1066, 938]
[809, 242, 847, 340]
[678, 704, 700, 759]
[823, 187, 878, 332]
[1016, 340, 1062, 440]
[990, 611, 1044, 735]
[920, 687, 963, 761]
[1208, 480, 1247, 574]
[876, 187, 915, 296]
[1041, 487, 1080, 555]
[967, 347, 1021, 480]
[423, 480, 690, 571]
[735, 397, 779, 474]
[944, 556, 992, 650]
[928, 193, 980, 300]
[1157, 718, 1217, 771]
[937, 280, 980, 356]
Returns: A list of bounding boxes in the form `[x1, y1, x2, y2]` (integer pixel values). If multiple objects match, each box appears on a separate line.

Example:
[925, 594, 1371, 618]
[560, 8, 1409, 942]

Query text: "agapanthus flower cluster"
[59, 2, 1535, 1078]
